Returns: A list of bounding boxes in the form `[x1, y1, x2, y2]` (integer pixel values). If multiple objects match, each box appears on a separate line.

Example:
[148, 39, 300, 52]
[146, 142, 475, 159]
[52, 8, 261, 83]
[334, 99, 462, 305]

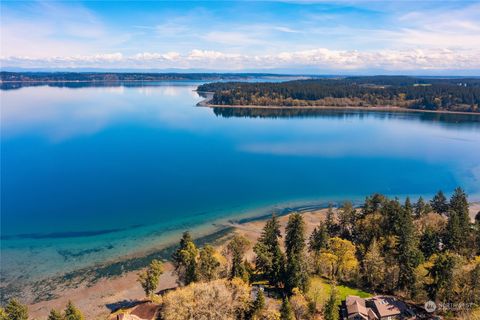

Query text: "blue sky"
[1, 1, 480, 74]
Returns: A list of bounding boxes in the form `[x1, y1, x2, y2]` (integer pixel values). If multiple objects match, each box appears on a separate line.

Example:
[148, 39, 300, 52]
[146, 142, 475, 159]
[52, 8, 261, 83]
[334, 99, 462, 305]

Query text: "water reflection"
[1, 84, 204, 141]
[212, 107, 480, 127]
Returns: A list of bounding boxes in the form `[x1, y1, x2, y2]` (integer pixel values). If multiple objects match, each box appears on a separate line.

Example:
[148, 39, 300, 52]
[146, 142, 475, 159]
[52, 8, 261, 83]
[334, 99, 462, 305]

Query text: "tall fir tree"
[338, 201, 356, 239]
[426, 253, 458, 301]
[251, 288, 266, 317]
[280, 297, 294, 320]
[253, 214, 285, 287]
[325, 204, 337, 236]
[381, 199, 405, 236]
[431, 190, 449, 214]
[362, 193, 386, 215]
[397, 205, 423, 293]
[309, 222, 329, 253]
[226, 234, 250, 281]
[420, 227, 440, 258]
[449, 187, 470, 235]
[197, 245, 221, 282]
[172, 231, 198, 285]
[414, 197, 427, 217]
[445, 210, 463, 251]
[404, 197, 414, 216]
[285, 213, 309, 293]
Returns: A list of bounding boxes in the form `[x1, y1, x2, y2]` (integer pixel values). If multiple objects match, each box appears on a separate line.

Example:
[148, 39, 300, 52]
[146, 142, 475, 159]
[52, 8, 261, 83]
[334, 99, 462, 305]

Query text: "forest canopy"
[197, 76, 480, 112]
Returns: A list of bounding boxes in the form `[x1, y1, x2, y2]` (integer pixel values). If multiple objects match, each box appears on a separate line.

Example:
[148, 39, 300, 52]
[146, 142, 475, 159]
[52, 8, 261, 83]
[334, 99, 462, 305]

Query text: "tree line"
[198, 76, 480, 112]
[136, 187, 480, 319]
[3, 187, 478, 319]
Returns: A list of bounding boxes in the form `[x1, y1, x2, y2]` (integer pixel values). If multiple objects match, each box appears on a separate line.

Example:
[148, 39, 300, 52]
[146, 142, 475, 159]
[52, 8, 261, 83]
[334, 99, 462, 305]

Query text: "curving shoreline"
[3, 201, 333, 315]
[15, 200, 480, 319]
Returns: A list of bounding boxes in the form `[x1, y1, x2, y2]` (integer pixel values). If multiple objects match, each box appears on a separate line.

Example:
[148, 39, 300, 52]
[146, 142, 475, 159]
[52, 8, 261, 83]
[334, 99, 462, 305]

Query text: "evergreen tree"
[338, 202, 356, 239]
[137, 259, 164, 297]
[197, 245, 221, 282]
[323, 285, 339, 320]
[47, 309, 63, 320]
[397, 206, 423, 292]
[431, 190, 448, 214]
[226, 234, 250, 281]
[426, 253, 458, 301]
[251, 288, 266, 317]
[420, 227, 440, 258]
[64, 301, 84, 320]
[404, 197, 414, 216]
[449, 187, 470, 233]
[381, 199, 405, 236]
[362, 193, 386, 215]
[4, 299, 28, 320]
[445, 210, 463, 251]
[325, 204, 337, 236]
[253, 214, 285, 287]
[414, 197, 427, 217]
[309, 222, 328, 253]
[285, 213, 309, 293]
[280, 297, 294, 320]
[172, 231, 198, 285]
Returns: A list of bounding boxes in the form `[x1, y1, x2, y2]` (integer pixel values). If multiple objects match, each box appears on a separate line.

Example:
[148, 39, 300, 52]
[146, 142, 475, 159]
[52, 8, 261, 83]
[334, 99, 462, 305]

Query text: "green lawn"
[307, 276, 372, 308]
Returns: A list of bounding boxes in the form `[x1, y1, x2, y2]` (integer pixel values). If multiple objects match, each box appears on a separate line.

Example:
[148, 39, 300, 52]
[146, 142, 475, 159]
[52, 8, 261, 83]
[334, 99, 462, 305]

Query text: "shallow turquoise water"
[1, 82, 480, 284]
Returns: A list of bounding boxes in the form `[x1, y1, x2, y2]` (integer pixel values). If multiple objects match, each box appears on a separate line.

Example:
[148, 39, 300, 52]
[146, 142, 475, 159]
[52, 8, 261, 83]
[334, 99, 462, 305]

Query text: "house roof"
[346, 296, 378, 320]
[347, 300, 369, 317]
[371, 296, 403, 318]
[346, 296, 365, 306]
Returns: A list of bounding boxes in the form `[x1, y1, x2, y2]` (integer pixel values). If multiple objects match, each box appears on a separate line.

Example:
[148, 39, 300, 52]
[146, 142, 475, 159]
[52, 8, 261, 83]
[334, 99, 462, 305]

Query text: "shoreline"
[24, 205, 331, 319]
[20, 201, 480, 319]
[196, 92, 480, 116]
[3, 202, 333, 306]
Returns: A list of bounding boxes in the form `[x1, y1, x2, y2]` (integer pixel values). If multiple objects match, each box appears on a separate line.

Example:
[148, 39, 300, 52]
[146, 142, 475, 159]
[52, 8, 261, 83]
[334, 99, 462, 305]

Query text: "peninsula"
[197, 76, 480, 113]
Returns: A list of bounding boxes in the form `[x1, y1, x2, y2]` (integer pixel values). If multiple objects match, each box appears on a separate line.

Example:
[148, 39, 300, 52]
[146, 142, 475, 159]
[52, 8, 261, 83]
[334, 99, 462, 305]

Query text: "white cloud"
[133, 52, 181, 61]
[2, 1, 480, 72]
[2, 47, 479, 71]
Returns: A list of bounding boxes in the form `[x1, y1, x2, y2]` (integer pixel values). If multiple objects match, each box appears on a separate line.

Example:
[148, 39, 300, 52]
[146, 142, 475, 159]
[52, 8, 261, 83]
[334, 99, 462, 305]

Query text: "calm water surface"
[1, 82, 480, 285]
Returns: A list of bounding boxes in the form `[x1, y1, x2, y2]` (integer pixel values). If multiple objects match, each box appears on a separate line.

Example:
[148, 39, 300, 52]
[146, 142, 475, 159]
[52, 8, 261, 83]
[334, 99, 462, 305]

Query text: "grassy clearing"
[307, 276, 372, 308]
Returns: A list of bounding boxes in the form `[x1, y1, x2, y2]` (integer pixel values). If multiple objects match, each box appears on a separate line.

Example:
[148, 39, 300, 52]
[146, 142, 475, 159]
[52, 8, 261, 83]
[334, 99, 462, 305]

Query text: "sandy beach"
[24, 202, 480, 319]
[26, 206, 329, 319]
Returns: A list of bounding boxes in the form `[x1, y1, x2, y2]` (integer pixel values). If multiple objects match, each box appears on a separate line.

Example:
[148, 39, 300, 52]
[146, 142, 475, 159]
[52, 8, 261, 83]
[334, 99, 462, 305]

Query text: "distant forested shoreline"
[0, 71, 294, 83]
[198, 76, 480, 113]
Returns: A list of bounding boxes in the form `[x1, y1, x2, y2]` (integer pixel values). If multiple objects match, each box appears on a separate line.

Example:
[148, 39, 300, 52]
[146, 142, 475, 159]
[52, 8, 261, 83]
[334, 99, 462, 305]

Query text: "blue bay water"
[1, 82, 480, 285]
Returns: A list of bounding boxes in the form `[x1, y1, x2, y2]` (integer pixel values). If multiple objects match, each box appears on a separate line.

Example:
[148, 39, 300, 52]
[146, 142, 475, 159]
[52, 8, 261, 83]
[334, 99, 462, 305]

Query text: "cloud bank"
[1, 1, 480, 73]
[2, 48, 479, 72]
